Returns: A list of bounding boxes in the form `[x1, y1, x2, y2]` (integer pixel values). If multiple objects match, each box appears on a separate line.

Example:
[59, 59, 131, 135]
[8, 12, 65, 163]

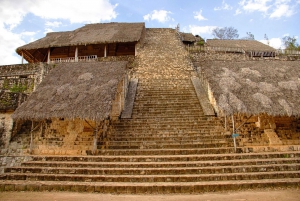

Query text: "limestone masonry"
[0, 23, 299, 193]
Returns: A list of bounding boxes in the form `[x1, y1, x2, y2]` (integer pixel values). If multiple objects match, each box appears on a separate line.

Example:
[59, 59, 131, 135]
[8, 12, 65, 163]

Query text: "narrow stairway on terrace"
[107, 28, 232, 152]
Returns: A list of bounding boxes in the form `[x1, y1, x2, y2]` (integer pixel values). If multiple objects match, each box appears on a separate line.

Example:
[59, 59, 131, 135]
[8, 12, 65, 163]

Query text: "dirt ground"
[1, 188, 299, 201]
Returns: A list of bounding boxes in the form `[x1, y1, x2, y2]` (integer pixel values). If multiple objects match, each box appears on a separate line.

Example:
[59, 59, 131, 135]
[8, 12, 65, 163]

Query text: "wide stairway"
[1, 29, 299, 193]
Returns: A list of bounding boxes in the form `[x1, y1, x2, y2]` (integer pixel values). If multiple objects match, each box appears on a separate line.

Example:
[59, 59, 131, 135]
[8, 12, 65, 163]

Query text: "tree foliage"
[212, 26, 239, 40]
[242, 32, 255, 40]
[282, 36, 300, 50]
[264, 34, 270, 45]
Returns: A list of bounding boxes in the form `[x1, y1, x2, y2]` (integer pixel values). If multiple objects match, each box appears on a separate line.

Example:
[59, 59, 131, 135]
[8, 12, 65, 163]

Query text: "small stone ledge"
[121, 78, 138, 119]
[0, 155, 32, 174]
[191, 77, 215, 116]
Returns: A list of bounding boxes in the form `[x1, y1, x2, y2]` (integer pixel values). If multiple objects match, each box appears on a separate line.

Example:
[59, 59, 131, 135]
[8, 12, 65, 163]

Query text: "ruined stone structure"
[0, 23, 299, 193]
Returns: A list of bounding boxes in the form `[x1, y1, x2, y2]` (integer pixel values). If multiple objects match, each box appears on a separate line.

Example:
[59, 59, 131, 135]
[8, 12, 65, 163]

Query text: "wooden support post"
[47, 49, 50, 64]
[92, 122, 98, 155]
[232, 115, 237, 153]
[75, 47, 78, 62]
[30, 121, 34, 154]
[21, 52, 24, 64]
[225, 115, 227, 131]
[104, 45, 107, 57]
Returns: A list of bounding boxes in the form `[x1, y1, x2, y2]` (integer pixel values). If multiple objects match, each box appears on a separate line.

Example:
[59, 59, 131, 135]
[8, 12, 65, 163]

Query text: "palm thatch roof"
[206, 39, 275, 52]
[16, 22, 145, 54]
[199, 60, 300, 116]
[179, 32, 196, 42]
[12, 61, 127, 121]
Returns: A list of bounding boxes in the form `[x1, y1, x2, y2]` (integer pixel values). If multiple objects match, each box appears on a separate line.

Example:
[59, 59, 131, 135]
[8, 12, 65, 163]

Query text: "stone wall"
[189, 49, 300, 61]
[0, 112, 14, 148]
[0, 155, 32, 174]
[221, 113, 300, 147]
[0, 63, 56, 149]
[111, 77, 128, 120]
[9, 117, 112, 155]
[0, 63, 56, 92]
[0, 92, 27, 111]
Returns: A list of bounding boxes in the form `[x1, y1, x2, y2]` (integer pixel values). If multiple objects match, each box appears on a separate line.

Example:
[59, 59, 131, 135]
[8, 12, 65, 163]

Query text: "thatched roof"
[200, 60, 300, 116]
[180, 32, 196, 42]
[16, 22, 145, 53]
[206, 39, 275, 52]
[12, 61, 127, 121]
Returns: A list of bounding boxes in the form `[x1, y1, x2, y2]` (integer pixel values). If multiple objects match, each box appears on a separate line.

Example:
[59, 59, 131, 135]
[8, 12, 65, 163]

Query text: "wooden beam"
[47, 48, 50, 64]
[23, 49, 35, 63]
[75, 47, 78, 62]
[21, 52, 24, 64]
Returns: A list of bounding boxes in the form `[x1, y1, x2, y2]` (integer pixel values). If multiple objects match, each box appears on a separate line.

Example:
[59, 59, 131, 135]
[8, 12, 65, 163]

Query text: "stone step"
[132, 102, 201, 106]
[112, 125, 222, 130]
[111, 127, 223, 132]
[113, 120, 216, 126]
[6, 161, 300, 174]
[26, 152, 300, 162]
[108, 133, 227, 140]
[93, 148, 238, 155]
[108, 132, 225, 139]
[103, 139, 230, 145]
[1, 178, 300, 193]
[131, 111, 206, 116]
[124, 115, 215, 119]
[21, 158, 300, 169]
[135, 93, 197, 97]
[114, 118, 216, 123]
[107, 136, 230, 142]
[131, 109, 204, 114]
[3, 170, 300, 183]
[101, 142, 230, 149]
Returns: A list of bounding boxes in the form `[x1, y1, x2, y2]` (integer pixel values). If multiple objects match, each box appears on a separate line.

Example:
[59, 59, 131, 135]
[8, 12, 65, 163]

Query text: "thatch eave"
[16, 22, 145, 57]
[12, 61, 128, 121]
[206, 39, 276, 52]
[200, 60, 300, 117]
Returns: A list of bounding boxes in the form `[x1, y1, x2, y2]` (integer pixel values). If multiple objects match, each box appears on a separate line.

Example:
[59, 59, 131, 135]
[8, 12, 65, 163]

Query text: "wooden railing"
[186, 46, 244, 53]
[50, 55, 98, 63]
[187, 45, 300, 56]
[276, 49, 300, 55]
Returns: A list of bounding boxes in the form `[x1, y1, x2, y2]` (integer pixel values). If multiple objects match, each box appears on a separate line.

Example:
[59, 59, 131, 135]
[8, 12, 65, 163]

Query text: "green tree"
[282, 36, 300, 50]
[264, 34, 270, 45]
[212, 27, 239, 40]
[242, 32, 255, 40]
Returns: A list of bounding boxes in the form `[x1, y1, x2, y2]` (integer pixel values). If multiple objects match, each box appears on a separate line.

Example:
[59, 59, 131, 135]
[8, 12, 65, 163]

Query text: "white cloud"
[45, 21, 62, 28]
[238, 0, 297, 18]
[235, 9, 242, 15]
[270, 3, 294, 18]
[214, 0, 233, 11]
[188, 25, 217, 36]
[20, 31, 36, 37]
[260, 37, 283, 49]
[194, 10, 207, 21]
[0, 0, 118, 65]
[143, 10, 173, 23]
[239, 0, 272, 13]
[30, 0, 118, 23]
[44, 28, 54, 35]
[0, 25, 26, 65]
[0, 0, 31, 30]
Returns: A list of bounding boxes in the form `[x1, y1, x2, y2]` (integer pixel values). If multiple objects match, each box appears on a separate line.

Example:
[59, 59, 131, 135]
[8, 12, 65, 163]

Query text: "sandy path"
[1, 188, 299, 201]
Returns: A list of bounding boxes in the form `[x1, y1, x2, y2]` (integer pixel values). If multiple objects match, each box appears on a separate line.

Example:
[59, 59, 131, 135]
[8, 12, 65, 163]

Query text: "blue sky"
[0, 0, 299, 65]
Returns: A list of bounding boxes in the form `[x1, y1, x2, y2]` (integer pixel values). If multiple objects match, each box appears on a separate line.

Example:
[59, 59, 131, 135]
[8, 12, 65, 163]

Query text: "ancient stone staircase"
[1, 28, 300, 193]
